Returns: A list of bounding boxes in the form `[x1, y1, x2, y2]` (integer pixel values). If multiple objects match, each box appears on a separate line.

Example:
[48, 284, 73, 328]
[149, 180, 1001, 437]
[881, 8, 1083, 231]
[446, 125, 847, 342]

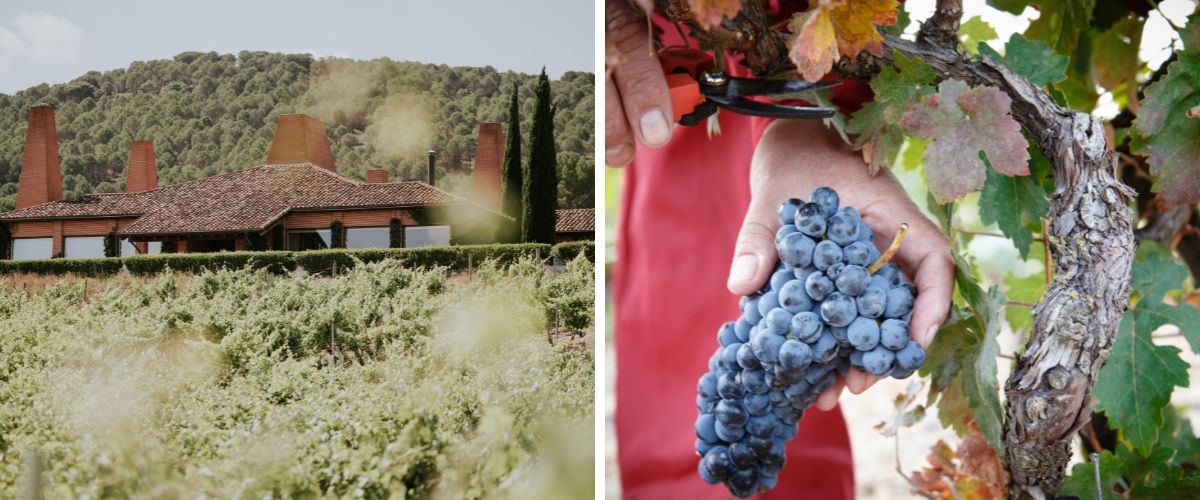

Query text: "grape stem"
[868, 223, 909, 274]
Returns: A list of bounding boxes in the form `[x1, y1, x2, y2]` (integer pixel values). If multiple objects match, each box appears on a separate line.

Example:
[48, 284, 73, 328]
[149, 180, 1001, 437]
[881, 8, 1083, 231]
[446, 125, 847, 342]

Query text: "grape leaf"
[1093, 248, 1193, 455]
[1092, 17, 1143, 92]
[899, 79, 1030, 202]
[1060, 441, 1200, 498]
[848, 52, 936, 173]
[986, 0, 1029, 15]
[787, 0, 900, 82]
[686, 0, 744, 29]
[978, 160, 1049, 258]
[1024, 0, 1096, 55]
[958, 16, 998, 55]
[1132, 46, 1200, 207]
[922, 254, 1005, 453]
[978, 34, 1068, 87]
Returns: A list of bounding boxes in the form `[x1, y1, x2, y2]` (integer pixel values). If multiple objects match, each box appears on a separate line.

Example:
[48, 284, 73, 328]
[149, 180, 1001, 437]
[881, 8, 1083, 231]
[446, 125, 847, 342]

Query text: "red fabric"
[613, 4, 878, 498]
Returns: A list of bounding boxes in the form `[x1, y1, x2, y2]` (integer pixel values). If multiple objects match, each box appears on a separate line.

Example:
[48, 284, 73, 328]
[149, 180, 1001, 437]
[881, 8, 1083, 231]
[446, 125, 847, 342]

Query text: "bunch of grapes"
[695, 187, 927, 497]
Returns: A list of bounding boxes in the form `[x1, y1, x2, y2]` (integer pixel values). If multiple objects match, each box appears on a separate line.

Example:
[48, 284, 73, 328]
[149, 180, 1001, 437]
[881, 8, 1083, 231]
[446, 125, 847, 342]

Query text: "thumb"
[727, 205, 779, 296]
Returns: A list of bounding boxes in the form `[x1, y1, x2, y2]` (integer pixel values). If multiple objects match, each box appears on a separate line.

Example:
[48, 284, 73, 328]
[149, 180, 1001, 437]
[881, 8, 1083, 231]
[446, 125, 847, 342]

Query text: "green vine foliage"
[0, 258, 594, 498]
[823, 0, 1200, 492]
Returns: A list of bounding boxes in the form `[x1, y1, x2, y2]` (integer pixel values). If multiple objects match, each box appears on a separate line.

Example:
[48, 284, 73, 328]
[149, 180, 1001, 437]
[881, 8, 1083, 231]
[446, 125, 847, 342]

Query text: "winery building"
[0, 106, 521, 260]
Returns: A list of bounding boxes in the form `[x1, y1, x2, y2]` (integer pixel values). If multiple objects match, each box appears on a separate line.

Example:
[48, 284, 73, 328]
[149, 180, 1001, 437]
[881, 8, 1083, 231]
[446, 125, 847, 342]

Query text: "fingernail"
[923, 324, 939, 347]
[606, 143, 630, 163]
[729, 254, 759, 286]
[640, 108, 671, 146]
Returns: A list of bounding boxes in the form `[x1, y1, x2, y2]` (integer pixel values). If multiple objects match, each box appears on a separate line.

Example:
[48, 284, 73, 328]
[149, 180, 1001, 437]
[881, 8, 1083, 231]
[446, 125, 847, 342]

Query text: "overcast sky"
[0, 0, 594, 95]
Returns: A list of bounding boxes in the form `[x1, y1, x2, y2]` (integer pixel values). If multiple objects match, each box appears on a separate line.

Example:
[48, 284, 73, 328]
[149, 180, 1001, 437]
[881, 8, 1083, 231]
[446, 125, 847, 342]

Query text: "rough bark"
[656, 2, 1138, 497]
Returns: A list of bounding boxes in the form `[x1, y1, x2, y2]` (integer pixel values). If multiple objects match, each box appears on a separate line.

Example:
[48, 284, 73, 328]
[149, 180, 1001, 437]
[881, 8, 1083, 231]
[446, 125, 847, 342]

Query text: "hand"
[726, 119, 954, 411]
[605, 0, 674, 166]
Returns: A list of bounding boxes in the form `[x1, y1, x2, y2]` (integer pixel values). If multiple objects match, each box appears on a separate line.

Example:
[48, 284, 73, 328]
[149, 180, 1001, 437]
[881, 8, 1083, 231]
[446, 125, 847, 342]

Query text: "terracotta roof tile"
[0, 164, 508, 235]
[555, 208, 594, 233]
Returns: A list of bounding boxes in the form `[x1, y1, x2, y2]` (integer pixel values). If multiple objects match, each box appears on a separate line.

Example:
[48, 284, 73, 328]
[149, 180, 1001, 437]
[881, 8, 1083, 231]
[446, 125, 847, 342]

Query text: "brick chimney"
[125, 141, 158, 192]
[470, 123, 504, 209]
[366, 168, 389, 183]
[266, 114, 336, 171]
[16, 105, 64, 209]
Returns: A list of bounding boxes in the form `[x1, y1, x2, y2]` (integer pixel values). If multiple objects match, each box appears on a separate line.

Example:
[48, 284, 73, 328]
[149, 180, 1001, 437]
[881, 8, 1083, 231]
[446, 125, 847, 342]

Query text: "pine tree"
[501, 82, 523, 242]
[521, 68, 558, 244]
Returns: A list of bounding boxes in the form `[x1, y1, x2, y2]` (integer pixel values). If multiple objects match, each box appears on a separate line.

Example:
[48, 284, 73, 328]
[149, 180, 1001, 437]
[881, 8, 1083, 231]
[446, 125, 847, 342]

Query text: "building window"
[403, 226, 451, 248]
[64, 236, 106, 259]
[346, 227, 390, 249]
[12, 238, 52, 260]
[287, 229, 332, 251]
[120, 239, 161, 257]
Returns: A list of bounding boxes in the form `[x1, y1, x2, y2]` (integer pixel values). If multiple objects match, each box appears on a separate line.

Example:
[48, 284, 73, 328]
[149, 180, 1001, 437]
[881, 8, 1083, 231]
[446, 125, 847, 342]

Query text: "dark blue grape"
[716, 399, 749, 427]
[734, 317, 753, 342]
[778, 279, 813, 313]
[856, 286, 887, 319]
[789, 311, 823, 343]
[698, 394, 717, 413]
[779, 198, 804, 226]
[810, 187, 839, 217]
[765, 308, 793, 333]
[757, 291, 780, 317]
[730, 440, 757, 468]
[750, 331, 786, 364]
[747, 414, 780, 439]
[719, 321, 739, 346]
[697, 438, 715, 456]
[827, 209, 861, 245]
[804, 272, 835, 301]
[891, 367, 915, 379]
[812, 240, 843, 270]
[699, 457, 719, 484]
[804, 365, 834, 387]
[835, 265, 869, 296]
[696, 413, 718, 442]
[824, 261, 846, 280]
[737, 343, 762, 370]
[767, 389, 786, 406]
[741, 369, 769, 395]
[708, 351, 720, 372]
[778, 339, 813, 371]
[792, 265, 817, 282]
[867, 274, 890, 291]
[843, 241, 872, 267]
[884, 286, 914, 318]
[830, 325, 850, 349]
[779, 421, 799, 441]
[769, 268, 794, 290]
[745, 394, 771, 416]
[896, 340, 926, 371]
[775, 224, 799, 244]
[880, 319, 909, 350]
[811, 330, 839, 363]
[743, 296, 763, 324]
[794, 202, 827, 237]
[715, 420, 747, 442]
[703, 445, 733, 479]
[862, 346, 896, 376]
[819, 292, 857, 327]
[720, 344, 741, 370]
[847, 317, 881, 351]
[699, 372, 718, 399]
[718, 372, 745, 400]
[849, 350, 865, 369]
[778, 232, 816, 269]
[875, 263, 902, 286]
[857, 222, 874, 243]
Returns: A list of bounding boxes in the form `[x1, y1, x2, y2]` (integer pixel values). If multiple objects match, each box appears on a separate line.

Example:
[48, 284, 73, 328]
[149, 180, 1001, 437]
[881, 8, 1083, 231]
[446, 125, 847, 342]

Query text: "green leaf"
[1061, 442, 1200, 498]
[1092, 17, 1144, 91]
[978, 158, 1049, 258]
[986, 0, 1029, 15]
[1132, 46, 1200, 207]
[1024, 0, 1096, 55]
[958, 16, 998, 55]
[900, 79, 1030, 202]
[922, 254, 1005, 453]
[1056, 36, 1100, 112]
[1002, 265, 1044, 335]
[1093, 248, 1194, 455]
[848, 52, 936, 173]
[978, 34, 1068, 87]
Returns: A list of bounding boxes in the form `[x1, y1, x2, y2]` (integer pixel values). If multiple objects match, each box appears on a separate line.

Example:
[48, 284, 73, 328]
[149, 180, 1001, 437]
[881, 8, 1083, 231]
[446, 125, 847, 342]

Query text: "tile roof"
[555, 208, 595, 233]
[0, 164, 508, 235]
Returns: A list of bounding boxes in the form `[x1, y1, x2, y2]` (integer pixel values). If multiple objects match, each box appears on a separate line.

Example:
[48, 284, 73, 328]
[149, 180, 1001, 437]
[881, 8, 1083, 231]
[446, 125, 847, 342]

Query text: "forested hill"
[0, 51, 595, 210]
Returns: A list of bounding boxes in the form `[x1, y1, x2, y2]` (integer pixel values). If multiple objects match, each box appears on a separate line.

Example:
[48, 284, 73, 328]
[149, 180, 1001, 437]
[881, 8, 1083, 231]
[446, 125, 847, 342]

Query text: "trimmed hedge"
[551, 241, 595, 262]
[0, 257, 123, 277]
[124, 251, 296, 276]
[293, 243, 553, 275]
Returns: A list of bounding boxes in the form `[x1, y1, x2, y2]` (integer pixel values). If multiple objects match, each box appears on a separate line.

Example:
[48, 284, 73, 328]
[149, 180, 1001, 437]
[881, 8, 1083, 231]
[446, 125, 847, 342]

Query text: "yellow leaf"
[686, 0, 744, 29]
[788, 0, 899, 82]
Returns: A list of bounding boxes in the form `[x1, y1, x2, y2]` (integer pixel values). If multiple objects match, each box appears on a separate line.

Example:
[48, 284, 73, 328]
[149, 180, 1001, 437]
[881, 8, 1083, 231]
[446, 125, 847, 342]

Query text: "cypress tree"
[501, 82, 523, 242]
[521, 68, 558, 244]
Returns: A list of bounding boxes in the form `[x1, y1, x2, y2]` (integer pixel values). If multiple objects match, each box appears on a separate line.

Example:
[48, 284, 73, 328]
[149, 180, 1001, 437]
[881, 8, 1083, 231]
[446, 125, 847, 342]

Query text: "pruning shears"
[659, 47, 839, 126]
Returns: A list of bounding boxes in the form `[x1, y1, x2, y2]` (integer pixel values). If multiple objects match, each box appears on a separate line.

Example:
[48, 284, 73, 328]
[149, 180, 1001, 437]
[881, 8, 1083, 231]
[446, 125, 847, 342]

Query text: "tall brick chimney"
[125, 141, 158, 192]
[470, 123, 504, 209]
[266, 114, 336, 172]
[16, 105, 64, 209]
[366, 168, 389, 183]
